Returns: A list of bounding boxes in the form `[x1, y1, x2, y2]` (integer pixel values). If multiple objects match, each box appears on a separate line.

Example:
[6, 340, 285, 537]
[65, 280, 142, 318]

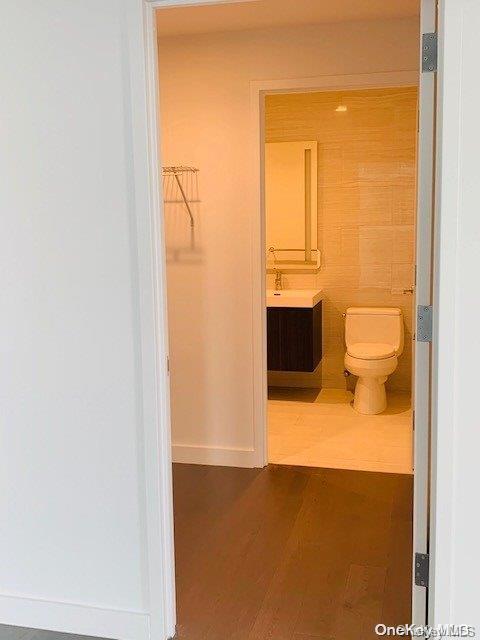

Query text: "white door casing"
[251, 71, 419, 469]
[0, 1, 175, 639]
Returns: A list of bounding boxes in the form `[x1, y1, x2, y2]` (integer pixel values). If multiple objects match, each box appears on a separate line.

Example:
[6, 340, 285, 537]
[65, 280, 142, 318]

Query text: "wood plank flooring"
[0, 463, 412, 640]
[173, 463, 413, 640]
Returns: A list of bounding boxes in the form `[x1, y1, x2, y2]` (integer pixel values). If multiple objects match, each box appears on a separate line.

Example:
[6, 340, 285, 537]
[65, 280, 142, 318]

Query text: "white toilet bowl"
[345, 346, 398, 415]
[344, 308, 404, 415]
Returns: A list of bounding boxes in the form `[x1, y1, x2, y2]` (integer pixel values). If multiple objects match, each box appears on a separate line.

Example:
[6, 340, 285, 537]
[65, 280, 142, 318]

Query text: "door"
[0, 2, 174, 639]
[412, 0, 437, 627]
[429, 0, 480, 627]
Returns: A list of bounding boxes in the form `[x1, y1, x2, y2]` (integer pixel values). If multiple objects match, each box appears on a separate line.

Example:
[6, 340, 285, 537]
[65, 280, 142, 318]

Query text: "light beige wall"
[158, 18, 419, 460]
[266, 87, 418, 392]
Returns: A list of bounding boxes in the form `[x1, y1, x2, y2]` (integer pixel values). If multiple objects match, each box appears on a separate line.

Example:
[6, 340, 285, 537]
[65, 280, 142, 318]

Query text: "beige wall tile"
[392, 184, 416, 225]
[358, 225, 394, 264]
[266, 273, 317, 289]
[322, 225, 360, 265]
[392, 225, 415, 263]
[392, 263, 415, 294]
[317, 265, 362, 288]
[359, 264, 392, 289]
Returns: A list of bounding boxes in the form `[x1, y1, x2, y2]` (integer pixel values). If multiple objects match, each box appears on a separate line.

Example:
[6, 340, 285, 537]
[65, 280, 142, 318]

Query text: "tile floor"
[268, 387, 413, 474]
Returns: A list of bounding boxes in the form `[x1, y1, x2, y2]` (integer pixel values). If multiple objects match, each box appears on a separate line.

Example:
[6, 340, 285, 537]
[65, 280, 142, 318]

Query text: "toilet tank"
[345, 307, 404, 356]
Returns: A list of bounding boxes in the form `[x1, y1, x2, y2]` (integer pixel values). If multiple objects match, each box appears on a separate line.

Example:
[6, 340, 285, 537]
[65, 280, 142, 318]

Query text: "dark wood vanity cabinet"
[267, 301, 322, 372]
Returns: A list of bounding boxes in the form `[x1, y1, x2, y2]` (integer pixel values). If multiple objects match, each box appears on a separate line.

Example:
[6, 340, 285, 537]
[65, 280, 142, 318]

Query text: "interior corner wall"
[157, 17, 419, 467]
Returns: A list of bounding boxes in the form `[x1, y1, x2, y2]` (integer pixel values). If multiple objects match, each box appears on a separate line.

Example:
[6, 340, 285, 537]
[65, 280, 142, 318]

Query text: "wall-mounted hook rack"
[162, 166, 199, 228]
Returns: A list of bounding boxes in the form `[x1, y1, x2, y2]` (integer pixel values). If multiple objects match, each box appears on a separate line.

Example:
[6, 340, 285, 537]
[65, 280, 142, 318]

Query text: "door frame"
[142, 3, 178, 637]
[412, 0, 437, 626]
[250, 70, 419, 468]
[146, 0, 437, 634]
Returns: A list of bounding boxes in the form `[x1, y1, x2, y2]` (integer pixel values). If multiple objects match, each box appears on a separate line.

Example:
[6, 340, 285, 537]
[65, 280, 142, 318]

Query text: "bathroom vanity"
[266, 289, 323, 372]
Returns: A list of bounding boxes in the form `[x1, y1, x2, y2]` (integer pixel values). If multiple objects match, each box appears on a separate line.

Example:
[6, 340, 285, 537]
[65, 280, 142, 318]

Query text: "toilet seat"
[346, 342, 396, 360]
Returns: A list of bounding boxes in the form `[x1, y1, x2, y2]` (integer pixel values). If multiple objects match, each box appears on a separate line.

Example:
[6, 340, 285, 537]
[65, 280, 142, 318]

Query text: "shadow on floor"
[0, 627, 103, 640]
[268, 386, 411, 415]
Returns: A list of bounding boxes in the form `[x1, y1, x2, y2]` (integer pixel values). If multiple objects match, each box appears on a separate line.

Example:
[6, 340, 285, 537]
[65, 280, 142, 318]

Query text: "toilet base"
[353, 375, 387, 415]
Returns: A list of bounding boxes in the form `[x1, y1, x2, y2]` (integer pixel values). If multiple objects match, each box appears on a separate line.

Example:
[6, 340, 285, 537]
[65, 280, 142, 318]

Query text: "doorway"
[155, 0, 430, 637]
[263, 84, 417, 474]
[5, 0, 478, 636]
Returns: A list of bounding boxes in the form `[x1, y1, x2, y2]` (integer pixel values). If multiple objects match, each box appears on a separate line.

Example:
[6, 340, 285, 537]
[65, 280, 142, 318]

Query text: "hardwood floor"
[173, 464, 412, 640]
[0, 463, 412, 640]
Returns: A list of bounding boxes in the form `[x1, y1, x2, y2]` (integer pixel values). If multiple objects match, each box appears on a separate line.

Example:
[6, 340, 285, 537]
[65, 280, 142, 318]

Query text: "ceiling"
[156, 0, 419, 38]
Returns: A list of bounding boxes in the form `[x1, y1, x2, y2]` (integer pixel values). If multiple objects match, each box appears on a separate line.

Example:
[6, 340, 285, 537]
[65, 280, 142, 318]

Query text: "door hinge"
[422, 32, 438, 72]
[415, 552, 429, 587]
[417, 305, 433, 342]
[167, 356, 170, 374]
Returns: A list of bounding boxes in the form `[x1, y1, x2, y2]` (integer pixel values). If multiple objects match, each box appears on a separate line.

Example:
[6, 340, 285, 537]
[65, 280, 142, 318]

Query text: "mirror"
[265, 140, 318, 269]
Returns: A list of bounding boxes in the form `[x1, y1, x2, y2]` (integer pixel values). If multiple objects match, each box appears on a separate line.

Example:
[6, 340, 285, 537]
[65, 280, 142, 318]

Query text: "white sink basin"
[266, 289, 323, 308]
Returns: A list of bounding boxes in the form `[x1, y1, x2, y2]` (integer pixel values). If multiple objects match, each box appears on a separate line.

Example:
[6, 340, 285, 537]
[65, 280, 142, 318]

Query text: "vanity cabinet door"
[266, 307, 284, 371]
[267, 302, 322, 372]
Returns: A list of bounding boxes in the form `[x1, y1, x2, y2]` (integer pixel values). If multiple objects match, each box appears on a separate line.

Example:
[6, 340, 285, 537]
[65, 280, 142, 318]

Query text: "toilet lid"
[347, 342, 396, 360]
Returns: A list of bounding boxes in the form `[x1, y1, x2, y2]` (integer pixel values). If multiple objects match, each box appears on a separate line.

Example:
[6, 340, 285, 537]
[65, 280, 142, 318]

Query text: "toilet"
[344, 307, 404, 415]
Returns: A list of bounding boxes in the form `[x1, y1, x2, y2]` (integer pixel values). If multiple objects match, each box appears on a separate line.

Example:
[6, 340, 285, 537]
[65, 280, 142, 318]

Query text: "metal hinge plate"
[415, 552, 429, 587]
[422, 32, 438, 72]
[417, 305, 433, 342]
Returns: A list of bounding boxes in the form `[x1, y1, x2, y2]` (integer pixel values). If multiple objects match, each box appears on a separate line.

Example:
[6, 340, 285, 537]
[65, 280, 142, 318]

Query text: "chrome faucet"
[274, 269, 283, 291]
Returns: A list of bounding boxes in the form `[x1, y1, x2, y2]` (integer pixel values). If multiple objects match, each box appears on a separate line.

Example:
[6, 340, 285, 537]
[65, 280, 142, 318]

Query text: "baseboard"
[172, 444, 257, 468]
[0, 594, 150, 640]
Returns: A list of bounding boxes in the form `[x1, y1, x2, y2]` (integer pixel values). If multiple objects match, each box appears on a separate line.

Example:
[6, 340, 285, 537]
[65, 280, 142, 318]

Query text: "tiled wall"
[265, 87, 418, 392]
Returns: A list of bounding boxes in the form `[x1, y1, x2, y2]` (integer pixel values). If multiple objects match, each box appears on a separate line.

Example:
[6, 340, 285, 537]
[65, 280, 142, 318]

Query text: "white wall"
[158, 17, 419, 466]
[0, 2, 172, 638]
